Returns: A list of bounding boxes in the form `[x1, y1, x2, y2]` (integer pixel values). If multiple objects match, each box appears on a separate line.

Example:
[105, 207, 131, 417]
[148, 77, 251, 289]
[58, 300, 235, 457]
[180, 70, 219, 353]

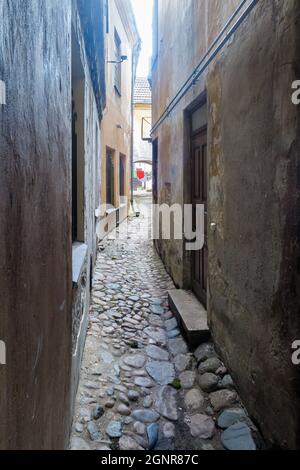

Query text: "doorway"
[190, 103, 207, 307]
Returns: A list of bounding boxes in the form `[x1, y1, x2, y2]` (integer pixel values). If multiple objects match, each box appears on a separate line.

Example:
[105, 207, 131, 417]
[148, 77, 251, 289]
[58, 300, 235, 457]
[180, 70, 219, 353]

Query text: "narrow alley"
[71, 196, 260, 451]
[1, 0, 300, 456]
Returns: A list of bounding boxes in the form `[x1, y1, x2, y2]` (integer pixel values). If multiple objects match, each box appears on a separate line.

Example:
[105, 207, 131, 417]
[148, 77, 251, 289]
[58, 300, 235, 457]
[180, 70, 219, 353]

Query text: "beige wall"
[100, 0, 138, 218]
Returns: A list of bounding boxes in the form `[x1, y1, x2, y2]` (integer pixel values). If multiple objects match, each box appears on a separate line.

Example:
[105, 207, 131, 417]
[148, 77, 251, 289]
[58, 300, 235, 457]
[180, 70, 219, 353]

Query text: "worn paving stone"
[131, 409, 160, 423]
[147, 423, 159, 450]
[146, 344, 169, 361]
[217, 408, 248, 429]
[117, 404, 131, 416]
[106, 421, 122, 438]
[185, 414, 215, 439]
[167, 329, 180, 338]
[71, 437, 91, 450]
[198, 373, 219, 392]
[220, 374, 235, 390]
[179, 371, 196, 389]
[75, 422, 84, 433]
[155, 438, 175, 451]
[165, 317, 178, 331]
[133, 421, 146, 435]
[221, 422, 256, 450]
[119, 436, 144, 450]
[87, 421, 102, 441]
[174, 354, 192, 372]
[184, 388, 205, 411]
[194, 343, 215, 363]
[163, 422, 175, 438]
[92, 405, 105, 420]
[134, 377, 154, 388]
[151, 305, 164, 315]
[198, 357, 222, 374]
[143, 396, 153, 408]
[210, 390, 238, 411]
[144, 327, 167, 346]
[168, 338, 188, 356]
[123, 354, 146, 369]
[155, 386, 178, 421]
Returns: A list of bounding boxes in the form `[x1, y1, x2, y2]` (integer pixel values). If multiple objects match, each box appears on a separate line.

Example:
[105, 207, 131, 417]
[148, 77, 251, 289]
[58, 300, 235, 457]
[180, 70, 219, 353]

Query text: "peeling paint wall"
[152, 0, 300, 448]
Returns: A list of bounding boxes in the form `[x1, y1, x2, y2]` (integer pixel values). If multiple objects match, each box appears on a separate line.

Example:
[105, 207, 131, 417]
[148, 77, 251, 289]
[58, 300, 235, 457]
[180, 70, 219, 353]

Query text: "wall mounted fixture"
[107, 55, 128, 64]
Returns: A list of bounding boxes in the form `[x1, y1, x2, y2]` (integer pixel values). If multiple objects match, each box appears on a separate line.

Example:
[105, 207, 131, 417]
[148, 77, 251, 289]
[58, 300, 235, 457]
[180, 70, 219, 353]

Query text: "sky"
[131, 0, 153, 77]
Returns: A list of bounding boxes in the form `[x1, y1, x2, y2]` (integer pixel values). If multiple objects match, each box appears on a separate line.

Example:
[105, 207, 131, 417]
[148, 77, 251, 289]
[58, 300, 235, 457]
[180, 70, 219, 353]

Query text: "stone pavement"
[70, 196, 261, 451]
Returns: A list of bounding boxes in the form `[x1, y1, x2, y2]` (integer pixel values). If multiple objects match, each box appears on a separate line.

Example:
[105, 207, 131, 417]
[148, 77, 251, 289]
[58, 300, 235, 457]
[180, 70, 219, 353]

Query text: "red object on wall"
[136, 169, 145, 180]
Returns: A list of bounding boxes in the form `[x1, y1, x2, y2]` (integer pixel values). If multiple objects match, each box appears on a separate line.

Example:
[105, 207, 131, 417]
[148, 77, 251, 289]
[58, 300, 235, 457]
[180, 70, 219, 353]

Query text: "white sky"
[131, 0, 153, 77]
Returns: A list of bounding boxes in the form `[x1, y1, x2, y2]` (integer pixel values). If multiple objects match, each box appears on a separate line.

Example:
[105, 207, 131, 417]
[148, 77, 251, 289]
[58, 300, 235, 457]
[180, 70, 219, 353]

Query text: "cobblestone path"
[70, 197, 260, 451]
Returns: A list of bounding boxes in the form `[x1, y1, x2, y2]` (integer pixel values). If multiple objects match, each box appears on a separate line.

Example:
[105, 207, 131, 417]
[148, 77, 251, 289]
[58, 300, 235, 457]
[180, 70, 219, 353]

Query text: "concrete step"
[168, 289, 210, 349]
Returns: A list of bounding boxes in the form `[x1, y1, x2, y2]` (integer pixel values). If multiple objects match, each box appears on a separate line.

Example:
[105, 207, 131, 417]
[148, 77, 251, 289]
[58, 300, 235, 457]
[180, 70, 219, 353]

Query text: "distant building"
[99, 0, 140, 236]
[133, 77, 152, 192]
[151, 0, 300, 449]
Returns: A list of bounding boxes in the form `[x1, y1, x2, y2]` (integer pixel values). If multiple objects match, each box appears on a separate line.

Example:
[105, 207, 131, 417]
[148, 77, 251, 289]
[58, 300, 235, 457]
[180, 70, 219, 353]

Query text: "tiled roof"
[134, 77, 152, 104]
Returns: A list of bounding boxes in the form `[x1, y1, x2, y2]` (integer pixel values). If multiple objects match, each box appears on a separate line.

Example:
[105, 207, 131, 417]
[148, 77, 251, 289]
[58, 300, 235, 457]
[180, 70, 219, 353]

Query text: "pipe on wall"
[151, 0, 260, 135]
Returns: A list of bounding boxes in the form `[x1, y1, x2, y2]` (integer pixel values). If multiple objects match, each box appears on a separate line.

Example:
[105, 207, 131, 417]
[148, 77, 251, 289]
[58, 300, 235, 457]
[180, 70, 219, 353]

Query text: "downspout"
[130, 41, 141, 211]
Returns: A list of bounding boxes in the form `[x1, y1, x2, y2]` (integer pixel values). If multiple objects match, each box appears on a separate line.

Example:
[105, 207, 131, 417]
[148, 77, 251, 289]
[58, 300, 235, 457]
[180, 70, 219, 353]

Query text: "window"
[142, 116, 152, 141]
[106, 148, 115, 207]
[119, 154, 126, 201]
[114, 29, 122, 95]
[191, 103, 207, 133]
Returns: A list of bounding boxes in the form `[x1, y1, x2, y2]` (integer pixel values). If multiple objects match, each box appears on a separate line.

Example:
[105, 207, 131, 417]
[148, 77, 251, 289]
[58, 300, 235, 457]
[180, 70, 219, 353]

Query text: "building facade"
[133, 77, 152, 192]
[0, 0, 106, 449]
[152, 0, 300, 449]
[99, 0, 140, 237]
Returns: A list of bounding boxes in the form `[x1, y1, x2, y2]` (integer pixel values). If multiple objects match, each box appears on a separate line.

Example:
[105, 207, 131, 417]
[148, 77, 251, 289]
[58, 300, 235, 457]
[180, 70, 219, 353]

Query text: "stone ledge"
[72, 242, 88, 284]
[168, 289, 210, 349]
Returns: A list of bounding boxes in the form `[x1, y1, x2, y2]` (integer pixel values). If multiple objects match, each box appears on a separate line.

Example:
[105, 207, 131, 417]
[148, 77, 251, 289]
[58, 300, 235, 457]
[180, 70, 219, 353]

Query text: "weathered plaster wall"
[0, 0, 72, 449]
[133, 103, 152, 164]
[207, 0, 300, 449]
[152, 0, 300, 448]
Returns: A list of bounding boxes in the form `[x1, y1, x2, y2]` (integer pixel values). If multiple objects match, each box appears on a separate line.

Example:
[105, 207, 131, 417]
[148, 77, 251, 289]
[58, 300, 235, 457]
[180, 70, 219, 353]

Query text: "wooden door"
[191, 128, 207, 307]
